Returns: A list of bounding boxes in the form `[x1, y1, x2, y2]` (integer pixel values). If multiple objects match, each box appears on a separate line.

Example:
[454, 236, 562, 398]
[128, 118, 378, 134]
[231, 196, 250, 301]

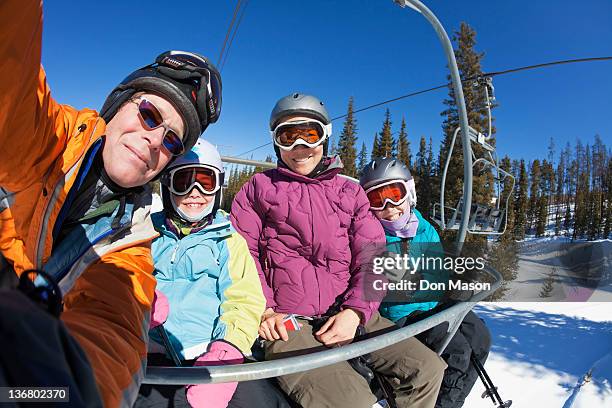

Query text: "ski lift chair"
[431, 123, 516, 236]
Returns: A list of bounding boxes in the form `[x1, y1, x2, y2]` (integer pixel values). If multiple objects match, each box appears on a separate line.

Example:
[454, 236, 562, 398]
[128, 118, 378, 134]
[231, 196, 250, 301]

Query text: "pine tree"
[536, 159, 552, 237]
[337, 97, 358, 177]
[604, 157, 612, 238]
[439, 22, 494, 211]
[412, 136, 436, 220]
[357, 142, 368, 175]
[554, 149, 566, 235]
[527, 160, 541, 233]
[487, 238, 519, 300]
[588, 137, 607, 239]
[536, 194, 548, 237]
[500, 156, 515, 235]
[396, 117, 411, 169]
[589, 190, 602, 240]
[564, 143, 577, 235]
[371, 133, 381, 160]
[378, 109, 395, 158]
[415, 136, 427, 188]
[539, 267, 557, 298]
[573, 142, 589, 239]
[513, 160, 529, 240]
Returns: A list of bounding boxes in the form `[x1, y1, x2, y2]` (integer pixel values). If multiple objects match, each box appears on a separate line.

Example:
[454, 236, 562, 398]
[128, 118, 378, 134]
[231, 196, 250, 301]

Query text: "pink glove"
[186, 341, 244, 408]
[149, 290, 169, 330]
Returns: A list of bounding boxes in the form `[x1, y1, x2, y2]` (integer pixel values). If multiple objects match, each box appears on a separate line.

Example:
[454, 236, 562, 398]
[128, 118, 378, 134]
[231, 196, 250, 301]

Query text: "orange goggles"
[162, 164, 221, 196]
[271, 119, 331, 151]
[366, 181, 410, 210]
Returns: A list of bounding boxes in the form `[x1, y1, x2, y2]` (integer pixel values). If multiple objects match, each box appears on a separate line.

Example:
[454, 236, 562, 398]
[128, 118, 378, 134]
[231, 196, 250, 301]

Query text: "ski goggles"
[270, 119, 332, 151]
[162, 164, 222, 196]
[131, 97, 185, 156]
[155, 51, 222, 124]
[365, 179, 416, 211]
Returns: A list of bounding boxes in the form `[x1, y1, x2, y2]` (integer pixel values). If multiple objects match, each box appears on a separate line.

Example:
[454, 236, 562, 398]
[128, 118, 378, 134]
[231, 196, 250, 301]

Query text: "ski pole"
[471, 354, 512, 408]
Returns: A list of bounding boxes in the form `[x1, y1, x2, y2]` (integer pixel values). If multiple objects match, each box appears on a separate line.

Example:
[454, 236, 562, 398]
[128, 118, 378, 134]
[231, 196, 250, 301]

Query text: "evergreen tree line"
[506, 135, 611, 241]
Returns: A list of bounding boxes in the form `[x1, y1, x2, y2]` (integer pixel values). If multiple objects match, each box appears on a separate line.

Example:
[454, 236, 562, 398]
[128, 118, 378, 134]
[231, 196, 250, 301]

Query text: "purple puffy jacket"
[231, 157, 386, 323]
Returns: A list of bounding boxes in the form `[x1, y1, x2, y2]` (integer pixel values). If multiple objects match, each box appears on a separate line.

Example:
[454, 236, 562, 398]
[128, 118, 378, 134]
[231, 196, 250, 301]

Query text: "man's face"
[103, 93, 185, 188]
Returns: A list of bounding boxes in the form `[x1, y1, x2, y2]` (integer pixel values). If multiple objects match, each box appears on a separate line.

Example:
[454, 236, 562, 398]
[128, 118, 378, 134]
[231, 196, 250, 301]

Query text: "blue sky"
[42, 1, 611, 163]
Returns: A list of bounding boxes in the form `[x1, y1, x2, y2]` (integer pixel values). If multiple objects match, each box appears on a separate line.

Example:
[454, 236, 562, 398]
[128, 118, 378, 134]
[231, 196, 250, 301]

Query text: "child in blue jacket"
[360, 157, 491, 408]
[136, 139, 289, 408]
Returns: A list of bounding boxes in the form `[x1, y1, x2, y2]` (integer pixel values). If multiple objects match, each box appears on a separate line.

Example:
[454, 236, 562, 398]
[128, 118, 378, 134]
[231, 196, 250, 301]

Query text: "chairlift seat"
[432, 199, 506, 234]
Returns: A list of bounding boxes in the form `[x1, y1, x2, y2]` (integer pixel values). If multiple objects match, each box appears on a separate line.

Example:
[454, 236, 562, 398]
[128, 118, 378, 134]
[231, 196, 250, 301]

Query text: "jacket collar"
[153, 210, 234, 239]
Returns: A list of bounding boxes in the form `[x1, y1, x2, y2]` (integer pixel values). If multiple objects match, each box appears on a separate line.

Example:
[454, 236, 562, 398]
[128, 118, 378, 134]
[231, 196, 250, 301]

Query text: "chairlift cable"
[220, 0, 250, 72]
[237, 56, 612, 157]
[332, 55, 612, 121]
[218, 0, 242, 67]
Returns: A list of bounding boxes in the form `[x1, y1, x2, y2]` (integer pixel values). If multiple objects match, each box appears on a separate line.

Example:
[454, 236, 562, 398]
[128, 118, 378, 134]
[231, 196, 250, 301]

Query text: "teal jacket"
[149, 210, 265, 360]
[379, 209, 446, 322]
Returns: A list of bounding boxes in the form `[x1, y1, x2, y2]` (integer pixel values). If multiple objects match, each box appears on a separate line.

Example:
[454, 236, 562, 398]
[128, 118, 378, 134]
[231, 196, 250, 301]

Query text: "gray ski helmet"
[100, 50, 222, 154]
[360, 157, 413, 191]
[269, 93, 331, 130]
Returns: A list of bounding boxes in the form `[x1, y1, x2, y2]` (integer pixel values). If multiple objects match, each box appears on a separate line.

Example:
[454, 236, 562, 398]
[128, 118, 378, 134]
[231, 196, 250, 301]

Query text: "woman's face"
[172, 186, 215, 218]
[276, 115, 324, 176]
[373, 199, 409, 221]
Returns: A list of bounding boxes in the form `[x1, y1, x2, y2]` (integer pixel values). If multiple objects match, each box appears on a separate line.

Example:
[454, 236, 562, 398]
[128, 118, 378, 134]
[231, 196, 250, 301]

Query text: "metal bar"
[439, 127, 460, 230]
[144, 266, 501, 385]
[145, 303, 470, 384]
[220, 156, 277, 169]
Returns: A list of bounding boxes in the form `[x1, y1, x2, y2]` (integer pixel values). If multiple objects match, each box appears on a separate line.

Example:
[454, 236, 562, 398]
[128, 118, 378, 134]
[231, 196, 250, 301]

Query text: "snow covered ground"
[465, 302, 612, 407]
[503, 236, 612, 302]
[468, 232, 612, 406]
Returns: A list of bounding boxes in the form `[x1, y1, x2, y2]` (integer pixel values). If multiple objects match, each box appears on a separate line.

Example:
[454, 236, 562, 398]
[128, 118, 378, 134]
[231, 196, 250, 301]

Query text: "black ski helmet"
[269, 93, 331, 157]
[100, 51, 222, 153]
[360, 157, 413, 191]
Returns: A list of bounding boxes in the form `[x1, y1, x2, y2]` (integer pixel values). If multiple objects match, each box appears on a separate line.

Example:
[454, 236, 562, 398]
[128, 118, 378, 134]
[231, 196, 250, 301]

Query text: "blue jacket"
[379, 209, 446, 322]
[149, 210, 265, 360]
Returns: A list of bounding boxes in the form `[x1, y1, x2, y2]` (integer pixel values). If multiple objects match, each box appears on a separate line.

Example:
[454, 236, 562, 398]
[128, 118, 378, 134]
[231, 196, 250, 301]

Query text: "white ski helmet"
[160, 138, 225, 222]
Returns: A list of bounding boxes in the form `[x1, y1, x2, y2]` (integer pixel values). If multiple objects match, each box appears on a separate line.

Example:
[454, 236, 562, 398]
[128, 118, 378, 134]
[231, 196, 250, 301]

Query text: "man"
[0, 1, 222, 406]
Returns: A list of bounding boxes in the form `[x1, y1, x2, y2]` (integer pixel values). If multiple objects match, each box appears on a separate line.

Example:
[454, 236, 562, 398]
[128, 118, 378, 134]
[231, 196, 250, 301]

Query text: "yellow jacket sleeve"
[215, 233, 266, 354]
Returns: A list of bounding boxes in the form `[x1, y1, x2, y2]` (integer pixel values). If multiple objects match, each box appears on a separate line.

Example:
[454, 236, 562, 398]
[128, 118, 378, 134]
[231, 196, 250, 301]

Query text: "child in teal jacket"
[361, 157, 491, 408]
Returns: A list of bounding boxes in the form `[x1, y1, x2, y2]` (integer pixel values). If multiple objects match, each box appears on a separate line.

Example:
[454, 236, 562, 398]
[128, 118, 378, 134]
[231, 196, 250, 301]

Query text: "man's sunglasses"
[131, 97, 185, 156]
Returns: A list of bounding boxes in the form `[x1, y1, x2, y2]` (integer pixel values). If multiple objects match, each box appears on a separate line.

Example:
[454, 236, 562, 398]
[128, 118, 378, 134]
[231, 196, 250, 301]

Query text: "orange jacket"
[0, 2, 158, 406]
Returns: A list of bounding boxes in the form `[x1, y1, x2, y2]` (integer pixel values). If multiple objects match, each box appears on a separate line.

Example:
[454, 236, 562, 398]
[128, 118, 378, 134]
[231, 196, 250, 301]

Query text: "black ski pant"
[399, 310, 491, 408]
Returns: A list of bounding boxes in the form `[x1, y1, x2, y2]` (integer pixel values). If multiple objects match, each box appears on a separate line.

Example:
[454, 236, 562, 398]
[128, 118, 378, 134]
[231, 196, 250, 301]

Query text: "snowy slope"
[465, 302, 612, 407]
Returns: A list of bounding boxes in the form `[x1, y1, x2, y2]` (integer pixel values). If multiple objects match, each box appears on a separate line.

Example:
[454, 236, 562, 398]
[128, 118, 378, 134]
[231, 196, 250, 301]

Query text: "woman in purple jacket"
[231, 93, 446, 408]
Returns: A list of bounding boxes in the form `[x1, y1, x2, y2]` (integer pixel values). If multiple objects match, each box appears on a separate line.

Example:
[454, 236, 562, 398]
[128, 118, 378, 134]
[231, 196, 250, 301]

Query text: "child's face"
[277, 115, 324, 176]
[373, 199, 409, 221]
[172, 187, 215, 218]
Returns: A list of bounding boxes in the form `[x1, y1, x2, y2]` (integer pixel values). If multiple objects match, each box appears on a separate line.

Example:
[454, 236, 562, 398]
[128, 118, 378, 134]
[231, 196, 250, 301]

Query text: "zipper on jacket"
[55, 223, 126, 283]
[34, 119, 99, 268]
[170, 244, 179, 264]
